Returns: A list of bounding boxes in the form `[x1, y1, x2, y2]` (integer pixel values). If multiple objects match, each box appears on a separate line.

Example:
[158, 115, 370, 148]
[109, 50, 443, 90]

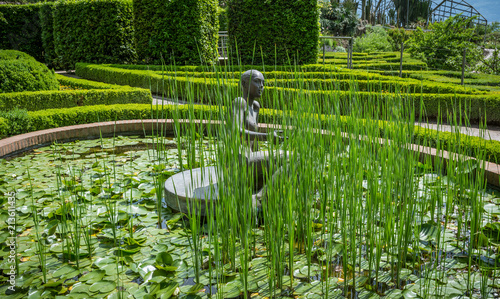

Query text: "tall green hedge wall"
[53, 0, 137, 69]
[39, 2, 58, 68]
[133, 0, 218, 65]
[227, 0, 319, 65]
[0, 4, 44, 61]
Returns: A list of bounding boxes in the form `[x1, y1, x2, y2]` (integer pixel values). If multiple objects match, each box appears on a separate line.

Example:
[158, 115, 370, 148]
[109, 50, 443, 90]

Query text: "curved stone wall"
[0, 120, 498, 187]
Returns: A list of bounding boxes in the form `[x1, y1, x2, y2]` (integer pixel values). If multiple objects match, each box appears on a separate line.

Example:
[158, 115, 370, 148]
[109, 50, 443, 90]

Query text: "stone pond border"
[0, 119, 499, 187]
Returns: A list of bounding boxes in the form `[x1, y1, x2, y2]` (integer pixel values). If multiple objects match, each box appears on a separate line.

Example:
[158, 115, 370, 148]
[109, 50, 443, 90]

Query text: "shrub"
[0, 117, 9, 138]
[53, 0, 137, 69]
[0, 50, 59, 93]
[407, 15, 482, 71]
[0, 4, 44, 61]
[0, 108, 31, 136]
[335, 46, 346, 53]
[133, 0, 218, 65]
[353, 26, 392, 53]
[227, 0, 319, 65]
[0, 49, 37, 61]
[387, 28, 413, 51]
[0, 73, 150, 111]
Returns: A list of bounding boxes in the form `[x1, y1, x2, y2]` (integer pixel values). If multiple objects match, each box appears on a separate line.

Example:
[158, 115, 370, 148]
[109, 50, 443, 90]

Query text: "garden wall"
[0, 4, 44, 61]
[53, 0, 137, 69]
[227, 0, 319, 65]
[133, 0, 218, 65]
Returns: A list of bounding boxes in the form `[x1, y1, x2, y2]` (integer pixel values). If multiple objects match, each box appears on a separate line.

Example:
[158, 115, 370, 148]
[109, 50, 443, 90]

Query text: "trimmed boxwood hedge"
[1, 103, 499, 165]
[0, 4, 44, 61]
[53, 0, 137, 69]
[55, 74, 140, 90]
[266, 78, 482, 95]
[0, 50, 59, 93]
[0, 73, 151, 111]
[0, 88, 151, 111]
[75, 63, 499, 124]
[0, 117, 8, 138]
[133, 0, 218, 65]
[413, 126, 500, 164]
[227, 0, 319, 65]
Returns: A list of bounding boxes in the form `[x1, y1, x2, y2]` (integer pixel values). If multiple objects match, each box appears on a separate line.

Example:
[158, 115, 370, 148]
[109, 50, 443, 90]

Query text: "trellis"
[430, 0, 487, 28]
[371, 0, 487, 29]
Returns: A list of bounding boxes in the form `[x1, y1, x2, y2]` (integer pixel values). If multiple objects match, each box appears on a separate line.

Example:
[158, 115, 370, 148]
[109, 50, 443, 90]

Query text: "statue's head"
[241, 70, 264, 99]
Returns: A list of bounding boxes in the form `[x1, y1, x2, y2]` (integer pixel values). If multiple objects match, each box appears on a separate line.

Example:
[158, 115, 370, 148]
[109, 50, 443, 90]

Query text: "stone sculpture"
[164, 70, 287, 216]
[233, 69, 287, 194]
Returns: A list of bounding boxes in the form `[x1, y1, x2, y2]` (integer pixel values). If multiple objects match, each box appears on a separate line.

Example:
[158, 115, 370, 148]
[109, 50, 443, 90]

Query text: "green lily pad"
[221, 280, 242, 298]
[79, 270, 105, 283]
[89, 281, 116, 293]
[53, 265, 76, 278]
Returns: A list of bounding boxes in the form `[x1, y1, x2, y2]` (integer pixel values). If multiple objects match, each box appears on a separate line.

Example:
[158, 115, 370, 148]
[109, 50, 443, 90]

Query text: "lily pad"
[89, 281, 116, 293]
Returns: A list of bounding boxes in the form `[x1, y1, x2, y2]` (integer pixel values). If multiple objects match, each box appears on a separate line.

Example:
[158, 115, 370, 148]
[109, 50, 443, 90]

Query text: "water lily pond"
[1, 135, 500, 298]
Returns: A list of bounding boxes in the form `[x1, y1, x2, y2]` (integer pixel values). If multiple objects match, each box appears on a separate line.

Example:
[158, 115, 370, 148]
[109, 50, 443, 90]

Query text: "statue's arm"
[233, 98, 268, 141]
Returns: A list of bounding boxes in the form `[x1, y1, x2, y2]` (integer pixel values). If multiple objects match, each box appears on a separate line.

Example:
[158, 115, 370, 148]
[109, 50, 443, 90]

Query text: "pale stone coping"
[0, 120, 498, 187]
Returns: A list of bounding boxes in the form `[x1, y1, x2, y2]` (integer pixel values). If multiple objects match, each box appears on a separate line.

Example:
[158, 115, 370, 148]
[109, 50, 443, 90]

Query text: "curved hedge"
[75, 63, 500, 124]
[0, 50, 59, 93]
[0, 73, 151, 111]
[0, 49, 37, 61]
[0, 103, 499, 164]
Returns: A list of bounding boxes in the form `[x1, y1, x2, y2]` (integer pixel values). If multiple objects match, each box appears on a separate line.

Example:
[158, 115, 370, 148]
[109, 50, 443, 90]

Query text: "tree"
[407, 15, 481, 71]
[319, 0, 358, 36]
[392, 0, 431, 27]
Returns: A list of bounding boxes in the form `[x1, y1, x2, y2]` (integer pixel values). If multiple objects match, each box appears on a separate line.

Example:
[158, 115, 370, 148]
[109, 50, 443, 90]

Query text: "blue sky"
[458, 0, 499, 23]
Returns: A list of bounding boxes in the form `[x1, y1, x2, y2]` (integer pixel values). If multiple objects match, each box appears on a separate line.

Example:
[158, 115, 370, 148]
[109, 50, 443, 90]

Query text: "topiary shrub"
[0, 50, 59, 93]
[53, 0, 137, 70]
[133, 0, 218, 65]
[227, 0, 319, 65]
[0, 3, 44, 61]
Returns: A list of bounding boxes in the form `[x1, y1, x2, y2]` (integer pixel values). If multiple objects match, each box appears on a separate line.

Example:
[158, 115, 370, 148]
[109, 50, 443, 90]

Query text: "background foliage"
[407, 15, 481, 71]
[227, 0, 319, 65]
[353, 25, 392, 53]
[319, 0, 357, 36]
[387, 27, 413, 51]
[133, 0, 218, 65]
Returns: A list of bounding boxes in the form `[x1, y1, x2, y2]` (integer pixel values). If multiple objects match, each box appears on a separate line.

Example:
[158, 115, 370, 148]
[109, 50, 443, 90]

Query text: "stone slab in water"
[164, 166, 219, 216]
